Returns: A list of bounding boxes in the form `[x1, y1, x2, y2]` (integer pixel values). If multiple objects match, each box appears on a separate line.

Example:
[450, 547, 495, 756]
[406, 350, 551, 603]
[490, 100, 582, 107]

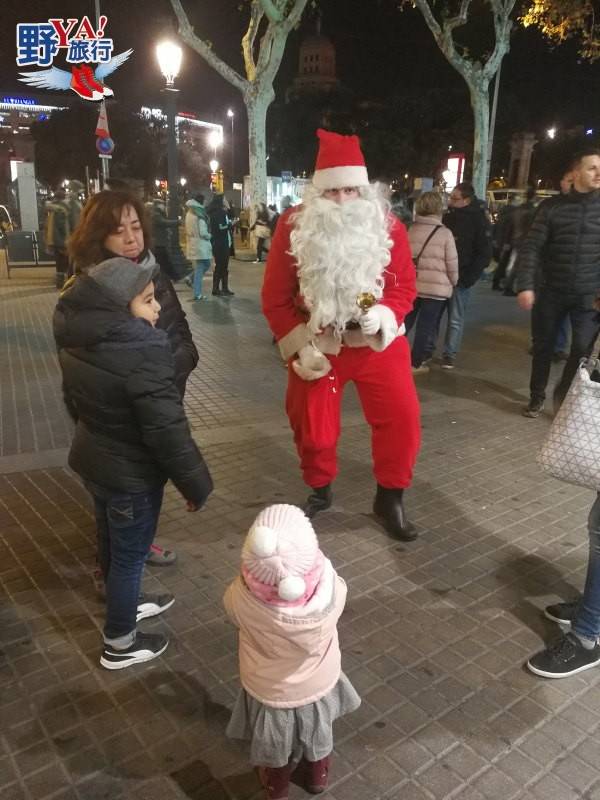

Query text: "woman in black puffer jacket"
[68, 190, 199, 567]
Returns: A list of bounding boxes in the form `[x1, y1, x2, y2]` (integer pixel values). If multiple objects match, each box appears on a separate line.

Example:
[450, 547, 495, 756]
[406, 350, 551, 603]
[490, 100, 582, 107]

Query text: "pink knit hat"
[241, 504, 324, 606]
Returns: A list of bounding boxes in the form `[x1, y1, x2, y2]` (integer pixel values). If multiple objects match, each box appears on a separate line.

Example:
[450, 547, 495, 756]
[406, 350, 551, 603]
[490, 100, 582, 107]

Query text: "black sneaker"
[526, 632, 600, 678]
[136, 592, 175, 622]
[544, 600, 579, 626]
[100, 632, 169, 670]
[522, 399, 544, 418]
[441, 356, 454, 370]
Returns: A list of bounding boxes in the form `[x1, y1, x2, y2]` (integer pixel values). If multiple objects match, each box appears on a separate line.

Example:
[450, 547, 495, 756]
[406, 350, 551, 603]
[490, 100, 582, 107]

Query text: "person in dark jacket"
[54, 257, 213, 669]
[148, 197, 180, 281]
[207, 194, 234, 296]
[515, 148, 600, 417]
[69, 190, 199, 566]
[492, 191, 535, 293]
[440, 182, 492, 368]
[46, 188, 72, 289]
[251, 202, 272, 262]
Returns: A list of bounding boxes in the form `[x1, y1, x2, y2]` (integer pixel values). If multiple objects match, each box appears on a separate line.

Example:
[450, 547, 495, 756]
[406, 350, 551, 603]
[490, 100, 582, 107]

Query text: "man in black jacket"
[441, 183, 492, 368]
[515, 149, 600, 417]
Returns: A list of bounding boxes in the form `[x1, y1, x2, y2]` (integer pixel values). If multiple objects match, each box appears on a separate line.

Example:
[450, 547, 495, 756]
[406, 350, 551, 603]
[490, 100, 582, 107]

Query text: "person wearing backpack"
[405, 192, 458, 373]
[46, 188, 72, 289]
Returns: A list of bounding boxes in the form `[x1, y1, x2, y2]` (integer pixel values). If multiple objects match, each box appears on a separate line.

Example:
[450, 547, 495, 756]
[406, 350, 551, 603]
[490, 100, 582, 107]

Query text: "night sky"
[3, 0, 600, 178]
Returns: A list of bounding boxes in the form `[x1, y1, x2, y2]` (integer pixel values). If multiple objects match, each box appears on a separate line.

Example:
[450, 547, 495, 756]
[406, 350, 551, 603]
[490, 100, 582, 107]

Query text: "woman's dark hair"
[68, 190, 151, 272]
[193, 192, 205, 204]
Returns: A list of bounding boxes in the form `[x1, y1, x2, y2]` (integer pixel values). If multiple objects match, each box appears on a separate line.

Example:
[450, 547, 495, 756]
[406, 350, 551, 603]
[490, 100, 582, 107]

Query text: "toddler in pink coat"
[224, 504, 360, 800]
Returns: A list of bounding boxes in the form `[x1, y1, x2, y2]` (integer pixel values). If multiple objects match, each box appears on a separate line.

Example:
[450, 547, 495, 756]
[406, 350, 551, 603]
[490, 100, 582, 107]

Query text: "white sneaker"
[136, 592, 175, 622]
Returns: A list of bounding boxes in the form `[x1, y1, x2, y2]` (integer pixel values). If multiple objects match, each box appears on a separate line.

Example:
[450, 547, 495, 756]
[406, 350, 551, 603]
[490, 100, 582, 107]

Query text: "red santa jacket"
[261, 207, 416, 360]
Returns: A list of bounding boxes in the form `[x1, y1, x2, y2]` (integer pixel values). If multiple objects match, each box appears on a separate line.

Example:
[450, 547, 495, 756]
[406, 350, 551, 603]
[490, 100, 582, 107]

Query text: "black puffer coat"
[53, 274, 213, 505]
[154, 267, 199, 396]
[442, 203, 492, 288]
[515, 190, 600, 295]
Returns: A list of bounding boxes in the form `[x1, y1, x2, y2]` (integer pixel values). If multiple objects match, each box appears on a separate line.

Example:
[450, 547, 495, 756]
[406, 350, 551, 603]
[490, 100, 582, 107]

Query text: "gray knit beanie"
[87, 257, 160, 308]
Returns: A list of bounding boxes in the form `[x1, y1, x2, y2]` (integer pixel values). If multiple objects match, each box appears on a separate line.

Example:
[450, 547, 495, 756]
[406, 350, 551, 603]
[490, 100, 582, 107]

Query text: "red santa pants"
[285, 337, 421, 489]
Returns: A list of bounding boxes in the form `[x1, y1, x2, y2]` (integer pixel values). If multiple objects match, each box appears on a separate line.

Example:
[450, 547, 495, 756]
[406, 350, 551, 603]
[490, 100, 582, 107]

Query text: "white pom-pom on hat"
[248, 525, 277, 558]
[242, 504, 320, 594]
[278, 575, 306, 601]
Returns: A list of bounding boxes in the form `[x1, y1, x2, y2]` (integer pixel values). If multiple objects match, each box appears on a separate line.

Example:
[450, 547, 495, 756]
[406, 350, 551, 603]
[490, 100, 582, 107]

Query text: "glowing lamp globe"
[156, 41, 182, 86]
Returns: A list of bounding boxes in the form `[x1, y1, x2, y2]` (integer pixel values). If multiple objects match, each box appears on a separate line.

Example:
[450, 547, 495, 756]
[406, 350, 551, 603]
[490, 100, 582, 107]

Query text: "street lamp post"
[227, 108, 235, 178]
[156, 41, 189, 278]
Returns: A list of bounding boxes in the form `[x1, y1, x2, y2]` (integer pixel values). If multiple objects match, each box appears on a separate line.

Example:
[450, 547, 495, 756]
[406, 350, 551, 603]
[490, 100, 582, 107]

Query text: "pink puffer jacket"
[224, 563, 346, 708]
[408, 215, 458, 299]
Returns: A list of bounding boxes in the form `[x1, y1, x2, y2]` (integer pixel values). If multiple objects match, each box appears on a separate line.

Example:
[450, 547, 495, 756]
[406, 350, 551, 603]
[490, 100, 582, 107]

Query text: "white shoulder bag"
[537, 336, 600, 489]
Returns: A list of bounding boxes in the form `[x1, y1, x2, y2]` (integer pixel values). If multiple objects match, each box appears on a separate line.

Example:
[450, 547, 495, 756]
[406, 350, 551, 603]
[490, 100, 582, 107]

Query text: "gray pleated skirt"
[226, 671, 361, 767]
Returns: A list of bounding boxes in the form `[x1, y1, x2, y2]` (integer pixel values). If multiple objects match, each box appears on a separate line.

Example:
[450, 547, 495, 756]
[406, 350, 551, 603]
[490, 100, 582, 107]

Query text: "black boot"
[303, 485, 332, 519]
[221, 273, 234, 297]
[212, 275, 222, 296]
[373, 485, 417, 541]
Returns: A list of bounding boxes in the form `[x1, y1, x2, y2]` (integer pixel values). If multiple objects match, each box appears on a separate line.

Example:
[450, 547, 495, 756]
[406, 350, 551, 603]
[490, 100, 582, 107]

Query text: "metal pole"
[165, 87, 179, 220]
[100, 155, 110, 185]
[162, 84, 188, 276]
[95, 0, 110, 183]
[486, 60, 502, 188]
[231, 115, 235, 179]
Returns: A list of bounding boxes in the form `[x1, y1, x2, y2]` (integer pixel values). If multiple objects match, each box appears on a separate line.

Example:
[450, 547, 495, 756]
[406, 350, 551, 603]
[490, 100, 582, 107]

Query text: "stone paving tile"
[2, 261, 600, 797]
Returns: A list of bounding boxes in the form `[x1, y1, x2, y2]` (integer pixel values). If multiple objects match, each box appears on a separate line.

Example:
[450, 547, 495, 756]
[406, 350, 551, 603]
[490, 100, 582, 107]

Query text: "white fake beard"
[289, 185, 393, 336]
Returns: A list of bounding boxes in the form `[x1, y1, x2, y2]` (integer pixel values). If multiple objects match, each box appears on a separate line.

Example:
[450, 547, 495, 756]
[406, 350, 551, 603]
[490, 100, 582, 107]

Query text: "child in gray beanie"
[54, 257, 213, 670]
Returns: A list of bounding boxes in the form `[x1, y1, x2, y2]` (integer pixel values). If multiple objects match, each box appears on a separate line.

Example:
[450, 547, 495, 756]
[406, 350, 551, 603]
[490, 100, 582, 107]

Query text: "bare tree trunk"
[411, 0, 516, 201]
[170, 0, 310, 227]
[469, 79, 490, 199]
[245, 87, 272, 213]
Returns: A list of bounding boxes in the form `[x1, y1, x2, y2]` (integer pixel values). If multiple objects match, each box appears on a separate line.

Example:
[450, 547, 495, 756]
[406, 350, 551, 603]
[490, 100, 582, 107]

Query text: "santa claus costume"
[261, 129, 421, 540]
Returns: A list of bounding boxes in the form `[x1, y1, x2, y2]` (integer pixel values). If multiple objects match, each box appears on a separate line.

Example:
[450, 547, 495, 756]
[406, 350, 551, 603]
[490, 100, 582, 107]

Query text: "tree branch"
[445, 0, 473, 32]
[282, 0, 310, 32]
[258, 0, 285, 24]
[242, 2, 264, 81]
[413, 0, 471, 77]
[255, 0, 310, 83]
[482, 0, 516, 80]
[169, 0, 248, 92]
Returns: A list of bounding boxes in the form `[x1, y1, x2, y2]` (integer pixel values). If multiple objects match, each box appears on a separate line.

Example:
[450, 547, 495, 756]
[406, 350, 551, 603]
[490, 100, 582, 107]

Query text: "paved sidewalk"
[1, 254, 599, 800]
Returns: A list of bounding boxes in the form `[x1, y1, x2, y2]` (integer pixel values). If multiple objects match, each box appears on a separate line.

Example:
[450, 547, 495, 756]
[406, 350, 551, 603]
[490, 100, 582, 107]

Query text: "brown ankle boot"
[257, 765, 292, 799]
[303, 755, 331, 794]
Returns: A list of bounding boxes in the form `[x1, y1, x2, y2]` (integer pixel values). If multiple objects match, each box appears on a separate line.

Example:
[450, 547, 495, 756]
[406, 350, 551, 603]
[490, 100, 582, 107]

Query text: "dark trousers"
[88, 481, 164, 642]
[492, 247, 511, 289]
[54, 249, 70, 288]
[405, 298, 446, 367]
[213, 249, 230, 291]
[530, 289, 599, 404]
[256, 237, 267, 261]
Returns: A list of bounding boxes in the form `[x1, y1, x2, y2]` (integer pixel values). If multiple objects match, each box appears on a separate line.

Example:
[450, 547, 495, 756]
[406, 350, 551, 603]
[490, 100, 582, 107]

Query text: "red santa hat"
[312, 128, 369, 191]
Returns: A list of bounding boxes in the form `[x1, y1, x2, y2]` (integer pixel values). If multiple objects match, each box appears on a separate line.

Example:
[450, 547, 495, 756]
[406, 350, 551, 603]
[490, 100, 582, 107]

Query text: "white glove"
[359, 306, 382, 336]
[292, 343, 332, 381]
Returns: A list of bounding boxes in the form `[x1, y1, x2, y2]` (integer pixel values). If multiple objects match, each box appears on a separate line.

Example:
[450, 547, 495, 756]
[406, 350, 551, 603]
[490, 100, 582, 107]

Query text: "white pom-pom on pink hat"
[241, 504, 320, 600]
[247, 525, 277, 558]
[278, 575, 306, 601]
